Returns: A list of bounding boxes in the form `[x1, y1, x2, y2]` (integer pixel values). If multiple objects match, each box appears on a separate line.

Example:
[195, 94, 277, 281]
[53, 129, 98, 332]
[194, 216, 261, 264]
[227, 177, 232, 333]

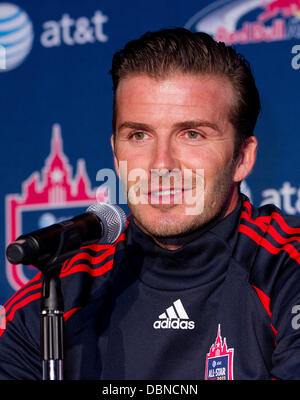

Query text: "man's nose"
[149, 136, 179, 172]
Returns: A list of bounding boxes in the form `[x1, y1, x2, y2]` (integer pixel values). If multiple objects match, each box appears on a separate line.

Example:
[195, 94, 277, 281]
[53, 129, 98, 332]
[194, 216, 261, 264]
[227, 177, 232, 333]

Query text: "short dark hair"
[110, 27, 261, 157]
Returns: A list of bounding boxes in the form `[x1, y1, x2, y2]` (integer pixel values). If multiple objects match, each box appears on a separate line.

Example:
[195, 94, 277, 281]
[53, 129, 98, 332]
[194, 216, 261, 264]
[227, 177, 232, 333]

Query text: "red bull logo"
[185, 0, 300, 45]
[259, 0, 300, 21]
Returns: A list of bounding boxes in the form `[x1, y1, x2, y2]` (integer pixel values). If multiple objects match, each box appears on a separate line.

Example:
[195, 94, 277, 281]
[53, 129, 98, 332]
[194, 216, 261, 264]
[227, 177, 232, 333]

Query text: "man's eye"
[132, 132, 146, 140]
[185, 131, 202, 139]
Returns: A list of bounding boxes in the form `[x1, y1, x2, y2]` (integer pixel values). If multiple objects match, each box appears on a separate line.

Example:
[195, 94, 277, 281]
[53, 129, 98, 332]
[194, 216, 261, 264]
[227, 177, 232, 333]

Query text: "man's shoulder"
[237, 196, 300, 292]
[238, 196, 300, 251]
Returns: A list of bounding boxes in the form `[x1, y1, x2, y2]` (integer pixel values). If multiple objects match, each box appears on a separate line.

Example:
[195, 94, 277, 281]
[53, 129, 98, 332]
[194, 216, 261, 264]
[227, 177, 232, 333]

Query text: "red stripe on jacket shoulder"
[242, 200, 300, 235]
[60, 230, 126, 278]
[63, 306, 83, 322]
[4, 271, 42, 312]
[1, 271, 43, 333]
[251, 285, 278, 345]
[60, 246, 116, 274]
[239, 201, 300, 266]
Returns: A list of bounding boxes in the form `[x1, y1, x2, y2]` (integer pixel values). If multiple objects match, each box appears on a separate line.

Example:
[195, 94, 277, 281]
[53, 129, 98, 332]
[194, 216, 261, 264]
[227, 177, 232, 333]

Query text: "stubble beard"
[129, 163, 237, 245]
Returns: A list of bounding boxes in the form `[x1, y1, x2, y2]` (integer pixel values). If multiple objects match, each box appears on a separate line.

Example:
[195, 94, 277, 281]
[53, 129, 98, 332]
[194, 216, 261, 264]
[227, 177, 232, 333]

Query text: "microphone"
[6, 203, 127, 269]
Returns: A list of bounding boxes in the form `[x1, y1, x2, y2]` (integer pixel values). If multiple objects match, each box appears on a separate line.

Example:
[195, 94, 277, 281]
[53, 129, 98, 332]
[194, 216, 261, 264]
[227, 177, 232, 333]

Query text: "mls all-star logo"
[5, 123, 109, 291]
[205, 324, 234, 380]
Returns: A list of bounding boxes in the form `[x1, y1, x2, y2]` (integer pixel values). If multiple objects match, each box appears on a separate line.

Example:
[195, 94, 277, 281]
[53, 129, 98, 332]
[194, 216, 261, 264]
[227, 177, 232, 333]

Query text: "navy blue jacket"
[0, 194, 300, 380]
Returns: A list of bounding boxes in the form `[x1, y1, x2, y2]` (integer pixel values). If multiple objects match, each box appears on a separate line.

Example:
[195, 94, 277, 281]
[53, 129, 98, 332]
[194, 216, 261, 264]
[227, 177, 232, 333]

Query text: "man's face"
[112, 73, 256, 243]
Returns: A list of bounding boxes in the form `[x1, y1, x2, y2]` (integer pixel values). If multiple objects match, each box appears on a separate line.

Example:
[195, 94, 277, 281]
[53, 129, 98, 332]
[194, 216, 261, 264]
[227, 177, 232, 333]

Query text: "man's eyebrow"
[173, 120, 221, 133]
[117, 121, 155, 132]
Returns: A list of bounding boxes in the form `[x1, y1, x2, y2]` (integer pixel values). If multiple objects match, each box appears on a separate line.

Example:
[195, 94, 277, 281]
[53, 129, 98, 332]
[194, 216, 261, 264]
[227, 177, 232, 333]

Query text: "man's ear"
[233, 136, 258, 183]
[110, 134, 120, 177]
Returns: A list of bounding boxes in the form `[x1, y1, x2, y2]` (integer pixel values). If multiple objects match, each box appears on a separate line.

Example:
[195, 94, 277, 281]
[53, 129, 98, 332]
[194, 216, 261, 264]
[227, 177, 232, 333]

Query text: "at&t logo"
[40, 10, 108, 48]
[0, 3, 34, 72]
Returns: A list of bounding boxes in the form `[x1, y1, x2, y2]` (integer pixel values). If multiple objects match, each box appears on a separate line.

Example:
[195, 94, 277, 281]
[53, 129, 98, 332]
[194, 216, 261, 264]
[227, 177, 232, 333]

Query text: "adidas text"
[153, 319, 195, 330]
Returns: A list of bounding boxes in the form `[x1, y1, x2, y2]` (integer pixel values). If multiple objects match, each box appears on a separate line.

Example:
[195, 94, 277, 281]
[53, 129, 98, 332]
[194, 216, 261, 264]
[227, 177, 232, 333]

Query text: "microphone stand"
[36, 231, 67, 381]
[40, 266, 64, 380]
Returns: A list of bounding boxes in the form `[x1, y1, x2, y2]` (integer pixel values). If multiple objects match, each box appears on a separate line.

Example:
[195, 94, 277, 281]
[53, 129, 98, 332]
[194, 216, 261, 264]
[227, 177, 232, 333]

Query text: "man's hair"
[110, 27, 261, 158]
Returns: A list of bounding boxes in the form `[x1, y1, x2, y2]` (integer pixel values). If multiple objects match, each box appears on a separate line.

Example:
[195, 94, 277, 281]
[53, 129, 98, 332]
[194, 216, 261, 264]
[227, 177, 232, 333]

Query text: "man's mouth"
[149, 188, 183, 197]
[142, 186, 193, 205]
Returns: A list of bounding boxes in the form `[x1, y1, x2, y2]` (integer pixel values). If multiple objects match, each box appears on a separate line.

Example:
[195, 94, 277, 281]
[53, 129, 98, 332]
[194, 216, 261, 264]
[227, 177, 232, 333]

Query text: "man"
[0, 28, 300, 380]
